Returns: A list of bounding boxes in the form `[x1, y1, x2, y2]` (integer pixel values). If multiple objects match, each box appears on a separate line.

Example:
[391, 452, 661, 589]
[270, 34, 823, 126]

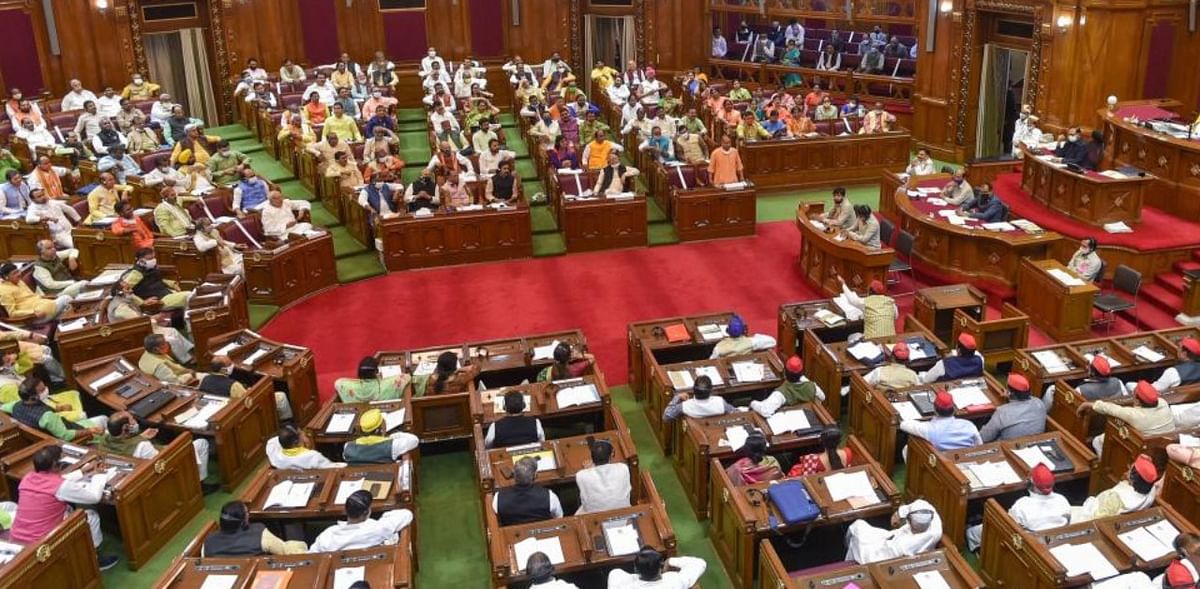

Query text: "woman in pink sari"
[725, 433, 783, 486]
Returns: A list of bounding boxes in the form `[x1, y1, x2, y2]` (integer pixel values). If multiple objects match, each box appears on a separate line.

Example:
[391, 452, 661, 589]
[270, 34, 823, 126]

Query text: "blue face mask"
[954, 178, 964, 184]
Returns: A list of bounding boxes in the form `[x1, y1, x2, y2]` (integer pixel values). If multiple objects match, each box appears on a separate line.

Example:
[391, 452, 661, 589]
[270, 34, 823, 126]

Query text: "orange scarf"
[34, 167, 64, 198]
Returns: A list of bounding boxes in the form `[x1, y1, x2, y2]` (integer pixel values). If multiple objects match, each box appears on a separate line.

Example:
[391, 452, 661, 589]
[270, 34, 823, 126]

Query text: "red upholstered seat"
[138, 149, 172, 173]
[667, 165, 709, 190]
[220, 216, 264, 247]
[73, 199, 90, 219]
[281, 93, 304, 109]
[188, 194, 234, 220]
[133, 100, 155, 115]
[47, 111, 77, 131]
[842, 54, 862, 70]
[556, 172, 594, 196]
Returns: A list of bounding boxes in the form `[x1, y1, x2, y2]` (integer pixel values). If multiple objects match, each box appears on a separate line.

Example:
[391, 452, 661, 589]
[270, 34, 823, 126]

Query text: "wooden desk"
[557, 193, 648, 253]
[0, 511, 101, 589]
[776, 299, 865, 360]
[209, 330, 320, 426]
[475, 375, 612, 433]
[881, 172, 1062, 291]
[761, 545, 985, 589]
[1095, 399, 1200, 494]
[186, 275, 252, 364]
[796, 204, 895, 298]
[709, 459, 899, 589]
[243, 463, 413, 521]
[0, 436, 203, 570]
[1048, 377, 1198, 450]
[739, 131, 910, 190]
[980, 499, 1198, 588]
[154, 539, 413, 589]
[648, 163, 757, 241]
[304, 399, 414, 458]
[0, 218, 49, 261]
[1020, 153, 1151, 225]
[847, 373, 1005, 476]
[474, 428, 637, 494]
[1017, 259, 1100, 342]
[951, 303, 1030, 372]
[1102, 100, 1200, 220]
[1013, 331, 1183, 408]
[805, 319, 947, 420]
[626, 311, 734, 401]
[243, 232, 337, 307]
[377, 204, 533, 271]
[912, 284, 986, 348]
[152, 235, 221, 284]
[1161, 457, 1200, 526]
[672, 404, 835, 519]
[905, 429, 1096, 548]
[56, 315, 154, 389]
[644, 352, 785, 454]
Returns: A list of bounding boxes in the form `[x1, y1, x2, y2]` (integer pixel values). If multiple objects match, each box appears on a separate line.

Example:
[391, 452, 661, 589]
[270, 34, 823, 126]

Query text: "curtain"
[976, 45, 1009, 159]
[622, 15, 637, 66]
[180, 28, 219, 125]
[145, 32, 187, 108]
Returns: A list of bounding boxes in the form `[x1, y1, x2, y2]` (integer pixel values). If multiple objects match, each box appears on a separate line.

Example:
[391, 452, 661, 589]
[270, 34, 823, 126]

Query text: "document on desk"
[693, 365, 724, 386]
[723, 426, 751, 452]
[1117, 525, 1175, 561]
[982, 221, 1017, 232]
[966, 461, 1021, 488]
[1146, 519, 1181, 551]
[813, 309, 845, 327]
[90, 370, 125, 390]
[334, 479, 365, 504]
[1011, 219, 1043, 233]
[73, 288, 105, 302]
[847, 341, 883, 361]
[379, 364, 406, 378]
[1048, 268, 1086, 287]
[832, 296, 864, 321]
[182, 401, 226, 429]
[603, 521, 641, 556]
[667, 370, 694, 390]
[213, 341, 240, 357]
[263, 480, 314, 509]
[326, 412, 356, 434]
[809, 219, 827, 231]
[1103, 222, 1133, 234]
[1012, 446, 1055, 470]
[332, 566, 365, 589]
[893, 401, 923, 421]
[913, 570, 952, 589]
[383, 408, 407, 432]
[767, 410, 811, 435]
[1082, 353, 1122, 368]
[199, 575, 239, 589]
[556, 384, 601, 408]
[947, 384, 990, 408]
[697, 324, 727, 342]
[731, 361, 764, 383]
[514, 536, 565, 570]
[532, 340, 560, 361]
[1032, 350, 1071, 374]
[824, 470, 875, 503]
[88, 269, 125, 287]
[243, 347, 270, 365]
[1049, 542, 1120, 580]
[887, 341, 928, 361]
[1131, 345, 1166, 363]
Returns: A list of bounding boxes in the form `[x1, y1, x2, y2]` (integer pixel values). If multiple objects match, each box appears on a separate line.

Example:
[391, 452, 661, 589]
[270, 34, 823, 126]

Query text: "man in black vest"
[485, 159, 519, 204]
[484, 391, 545, 449]
[919, 333, 984, 384]
[202, 501, 306, 557]
[1149, 337, 1200, 392]
[31, 239, 86, 298]
[491, 456, 563, 526]
[124, 248, 193, 309]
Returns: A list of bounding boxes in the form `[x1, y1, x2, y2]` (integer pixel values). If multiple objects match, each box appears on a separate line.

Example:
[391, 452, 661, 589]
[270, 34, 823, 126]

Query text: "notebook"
[663, 323, 689, 343]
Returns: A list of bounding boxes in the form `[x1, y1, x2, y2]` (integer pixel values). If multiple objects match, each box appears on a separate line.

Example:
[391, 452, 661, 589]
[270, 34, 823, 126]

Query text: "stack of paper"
[334, 479, 365, 504]
[556, 384, 600, 408]
[847, 341, 884, 361]
[74, 289, 105, 302]
[926, 197, 948, 206]
[813, 309, 845, 326]
[602, 521, 641, 556]
[724, 427, 751, 451]
[1032, 350, 1072, 374]
[722, 181, 748, 191]
[1048, 268, 1086, 287]
[1131, 345, 1166, 363]
[731, 362, 765, 382]
[893, 401, 923, 421]
[766, 410, 811, 434]
[514, 536, 565, 569]
[694, 365, 725, 386]
[913, 570, 952, 589]
[213, 341, 240, 357]
[88, 269, 125, 286]
[966, 461, 1021, 488]
[948, 385, 991, 408]
[263, 480, 314, 509]
[332, 566, 365, 589]
[667, 370, 695, 390]
[697, 324, 727, 341]
[606, 191, 636, 200]
[1049, 542, 1120, 580]
[200, 575, 239, 589]
[182, 401, 226, 429]
[1146, 520, 1181, 551]
[383, 409, 406, 432]
[91, 370, 125, 389]
[243, 347, 270, 365]
[56, 317, 89, 332]
[832, 295, 864, 321]
[1103, 221, 1133, 234]
[326, 413, 356, 434]
[531, 340, 560, 361]
[1012, 446, 1055, 470]
[1099, 170, 1129, 180]
[1117, 525, 1176, 561]
[1011, 219, 1043, 233]
[824, 470, 876, 503]
[982, 221, 1017, 232]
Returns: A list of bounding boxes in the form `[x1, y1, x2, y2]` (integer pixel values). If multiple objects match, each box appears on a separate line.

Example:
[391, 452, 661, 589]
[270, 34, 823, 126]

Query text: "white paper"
[182, 400, 226, 429]
[1146, 520, 1181, 551]
[948, 385, 991, 408]
[57, 317, 89, 332]
[693, 365, 724, 387]
[74, 289, 104, 302]
[731, 361, 764, 383]
[667, 370, 694, 390]
[90, 370, 125, 390]
[982, 222, 1017, 232]
[893, 401, 923, 421]
[833, 295, 864, 321]
[926, 197, 948, 206]
[697, 324, 726, 342]
[1013, 446, 1055, 470]
[556, 384, 600, 408]
[263, 480, 314, 508]
[1132, 345, 1166, 363]
[87, 269, 125, 287]
[1049, 542, 1120, 580]
[1048, 268, 1086, 287]
[1104, 222, 1133, 234]
[334, 479, 365, 504]
[200, 575, 239, 589]
[532, 340, 560, 361]
[1117, 526, 1174, 562]
[847, 341, 884, 361]
[724, 427, 751, 452]
[326, 413, 355, 434]
[383, 409, 407, 432]
[967, 461, 1021, 488]
[213, 341, 240, 357]
[513, 536, 565, 570]
[1032, 350, 1071, 374]
[824, 470, 875, 503]
[379, 364, 406, 378]
[243, 348, 269, 365]
[1082, 353, 1123, 369]
[913, 570, 952, 589]
[813, 309, 845, 326]
[809, 219, 827, 231]
[767, 410, 811, 435]
[332, 566, 365, 589]
[603, 522, 641, 556]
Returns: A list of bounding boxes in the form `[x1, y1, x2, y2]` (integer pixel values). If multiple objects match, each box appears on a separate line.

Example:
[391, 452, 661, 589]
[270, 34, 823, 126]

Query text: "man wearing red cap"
[1076, 354, 1125, 401]
[979, 373, 1046, 442]
[1078, 380, 1174, 457]
[863, 341, 919, 388]
[1149, 337, 1200, 392]
[1153, 535, 1200, 587]
[836, 275, 897, 339]
[965, 462, 1069, 551]
[899, 388, 981, 458]
[750, 355, 825, 418]
[1073, 454, 1160, 522]
[919, 333, 984, 384]
[1162, 559, 1197, 589]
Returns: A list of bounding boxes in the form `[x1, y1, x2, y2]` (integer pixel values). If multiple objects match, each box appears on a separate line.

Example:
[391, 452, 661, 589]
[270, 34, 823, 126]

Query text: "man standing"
[708, 134, 744, 187]
[838, 277, 897, 338]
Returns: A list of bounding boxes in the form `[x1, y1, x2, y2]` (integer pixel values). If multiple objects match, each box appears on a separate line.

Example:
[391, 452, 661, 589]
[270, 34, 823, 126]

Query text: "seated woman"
[548, 136, 580, 170]
[788, 428, 852, 476]
[536, 343, 595, 382]
[412, 351, 481, 396]
[779, 40, 804, 88]
[335, 356, 407, 402]
[724, 433, 783, 486]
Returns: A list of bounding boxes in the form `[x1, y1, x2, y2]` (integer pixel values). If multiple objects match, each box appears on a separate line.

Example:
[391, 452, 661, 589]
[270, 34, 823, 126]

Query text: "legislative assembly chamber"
[4, 0, 1200, 588]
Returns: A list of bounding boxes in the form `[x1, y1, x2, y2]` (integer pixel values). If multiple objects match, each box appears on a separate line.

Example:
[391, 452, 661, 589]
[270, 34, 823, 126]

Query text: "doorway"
[144, 28, 220, 125]
[975, 44, 1029, 158]
[584, 15, 636, 97]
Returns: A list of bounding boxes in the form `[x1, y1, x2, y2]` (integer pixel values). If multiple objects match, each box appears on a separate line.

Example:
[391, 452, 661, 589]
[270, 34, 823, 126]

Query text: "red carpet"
[994, 172, 1200, 250]
[261, 220, 1180, 402]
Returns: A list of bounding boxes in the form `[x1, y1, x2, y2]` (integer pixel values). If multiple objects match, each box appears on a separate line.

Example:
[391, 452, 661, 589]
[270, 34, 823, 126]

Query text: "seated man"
[342, 408, 420, 464]
[202, 501, 307, 556]
[261, 189, 316, 239]
[26, 190, 82, 250]
[95, 411, 217, 494]
[1, 327, 65, 390]
[979, 374, 1046, 442]
[484, 391, 547, 449]
[335, 356, 407, 402]
[575, 438, 631, 514]
[663, 375, 736, 421]
[478, 139, 516, 176]
[1072, 454, 1159, 523]
[941, 168, 973, 206]
[859, 103, 896, 134]
[484, 160, 519, 204]
[310, 490, 414, 552]
[3, 375, 106, 441]
[961, 183, 1005, 222]
[1066, 237, 1102, 282]
[10, 445, 119, 569]
[965, 463, 1068, 551]
[863, 342, 920, 388]
[208, 141, 251, 185]
[709, 314, 776, 358]
[97, 144, 141, 184]
[524, 552, 579, 589]
[153, 187, 196, 237]
[1078, 380, 1174, 456]
[594, 152, 639, 196]
[492, 456, 563, 526]
[265, 424, 344, 470]
[138, 333, 205, 385]
[846, 499, 942, 564]
[193, 218, 244, 276]
[107, 279, 195, 363]
[607, 549, 707, 588]
[750, 355, 825, 417]
[0, 262, 71, 323]
[359, 172, 404, 218]
[30, 239, 86, 299]
[919, 334, 984, 383]
[1150, 337, 1200, 391]
[1075, 355, 1125, 401]
[232, 167, 273, 213]
[404, 168, 441, 212]
[325, 150, 366, 194]
[844, 204, 881, 248]
[820, 187, 856, 230]
[1054, 127, 1088, 167]
[899, 389, 982, 457]
[143, 157, 188, 189]
[125, 247, 193, 309]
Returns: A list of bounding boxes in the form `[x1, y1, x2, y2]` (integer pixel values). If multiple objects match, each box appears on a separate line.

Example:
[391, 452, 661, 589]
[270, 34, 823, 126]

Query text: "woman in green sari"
[780, 40, 804, 88]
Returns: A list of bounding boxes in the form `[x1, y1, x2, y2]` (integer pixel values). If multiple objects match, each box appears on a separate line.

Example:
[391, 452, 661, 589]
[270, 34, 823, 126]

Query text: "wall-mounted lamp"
[1055, 14, 1073, 33]
[95, 0, 109, 12]
[939, 1, 953, 13]
[1107, 95, 1118, 112]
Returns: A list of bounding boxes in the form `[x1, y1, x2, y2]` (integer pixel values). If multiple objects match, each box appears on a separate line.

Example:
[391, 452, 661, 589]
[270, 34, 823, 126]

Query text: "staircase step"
[248, 304, 280, 329]
[208, 125, 254, 141]
[1142, 283, 1184, 316]
[250, 159, 294, 183]
[228, 139, 265, 154]
[531, 206, 558, 234]
[308, 203, 341, 228]
[646, 199, 668, 224]
[498, 113, 517, 126]
[1175, 260, 1200, 274]
[396, 121, 428, 133]
[514, 159, 537, 179]
[328, 226, 370, 258]
[396, 108, 428, 123]
[1156, 272, 1186, 296]
[275, 180, 315, 201]
[648, 222, 680, 246]
[336, 251, 386, 283]
[532, 233, 567, 257]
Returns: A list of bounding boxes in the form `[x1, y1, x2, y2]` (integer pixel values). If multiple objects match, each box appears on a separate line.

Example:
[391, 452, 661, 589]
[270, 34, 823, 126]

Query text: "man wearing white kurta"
[965, 463, 1068, 551]
[574, 439, 631, 514]
[265, 426, 345, 470]
[846, 499, 942, 564]
[309, 490, 413, 553]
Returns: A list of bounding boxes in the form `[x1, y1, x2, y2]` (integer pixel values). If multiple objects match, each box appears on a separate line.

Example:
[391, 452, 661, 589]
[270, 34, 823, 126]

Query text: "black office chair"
[1092, 264, 1140, 333]
[887, 229, 915, 294]
[879, 216, 895, 248]
[1092, 258, 1107, 284]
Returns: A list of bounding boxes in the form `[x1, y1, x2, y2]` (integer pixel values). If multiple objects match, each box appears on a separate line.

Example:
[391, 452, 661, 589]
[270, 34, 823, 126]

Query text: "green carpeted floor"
[757, 184, 882, 224]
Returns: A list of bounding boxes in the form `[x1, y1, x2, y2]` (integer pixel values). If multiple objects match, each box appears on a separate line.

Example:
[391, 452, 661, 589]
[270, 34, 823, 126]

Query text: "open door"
[144, 28, 220, 124]
[975, 43, 1029, 158]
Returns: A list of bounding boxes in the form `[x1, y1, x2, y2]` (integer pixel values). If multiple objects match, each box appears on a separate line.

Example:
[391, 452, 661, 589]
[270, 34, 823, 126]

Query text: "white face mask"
[127, 422, 140, 435]
[1068, 135, 1079, 143]
[142, 258, 157, 269]
[38, 389, 50, 402]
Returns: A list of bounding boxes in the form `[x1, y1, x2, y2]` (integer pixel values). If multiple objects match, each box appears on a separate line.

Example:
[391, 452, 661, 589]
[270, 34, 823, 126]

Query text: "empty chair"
[888, 229, 915, 293]
[1092, 264, 1140, 333]
[879, 216, 895, 248]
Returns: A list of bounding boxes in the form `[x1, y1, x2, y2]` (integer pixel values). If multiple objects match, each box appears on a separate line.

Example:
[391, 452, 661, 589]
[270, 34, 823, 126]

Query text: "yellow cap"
[359, 409, 383, 432]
